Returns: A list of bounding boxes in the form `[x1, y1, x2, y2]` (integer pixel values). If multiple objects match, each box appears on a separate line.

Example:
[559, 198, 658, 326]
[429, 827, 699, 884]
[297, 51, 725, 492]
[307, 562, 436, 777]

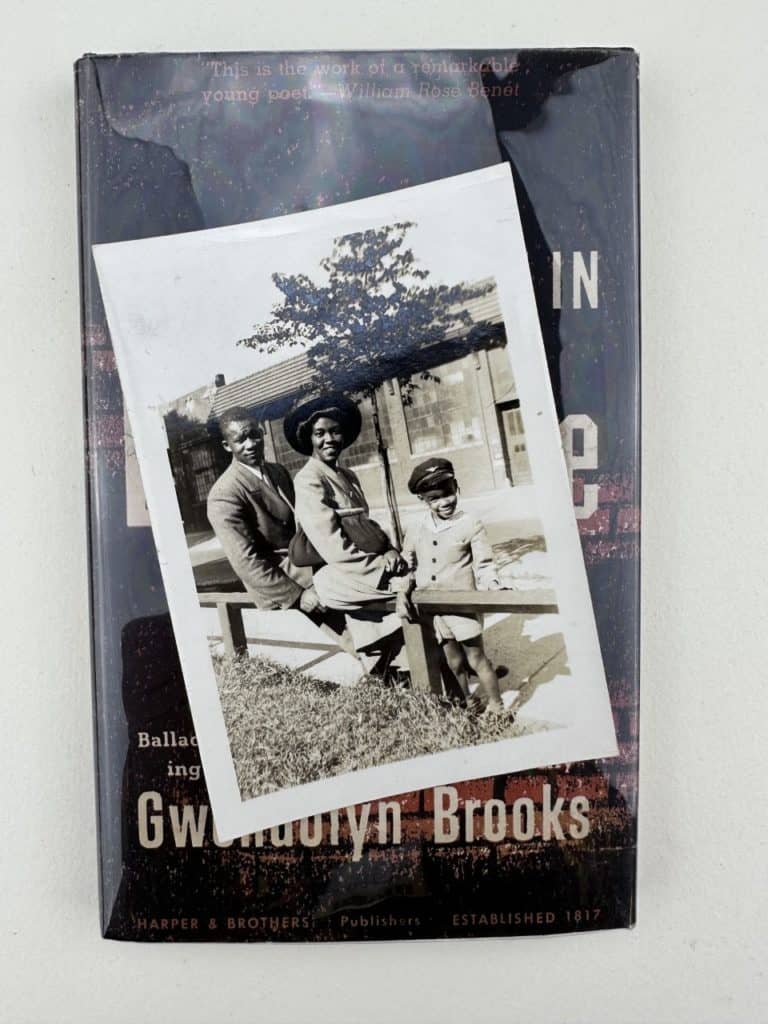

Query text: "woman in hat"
[285, 394, 407, 665]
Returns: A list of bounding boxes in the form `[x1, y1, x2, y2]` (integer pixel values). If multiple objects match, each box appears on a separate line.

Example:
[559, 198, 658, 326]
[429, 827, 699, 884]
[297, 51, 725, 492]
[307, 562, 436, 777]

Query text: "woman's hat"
[283, 393, 363, 456]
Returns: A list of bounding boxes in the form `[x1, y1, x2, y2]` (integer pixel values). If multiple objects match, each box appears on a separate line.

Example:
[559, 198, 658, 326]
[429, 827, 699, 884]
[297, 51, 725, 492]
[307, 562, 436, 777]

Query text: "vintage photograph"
[94, 165, 617, 840]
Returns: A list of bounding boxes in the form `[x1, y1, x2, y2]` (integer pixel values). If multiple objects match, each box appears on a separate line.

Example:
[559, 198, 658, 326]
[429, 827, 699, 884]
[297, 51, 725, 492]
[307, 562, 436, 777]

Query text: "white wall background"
[1, 3, 765, 1022]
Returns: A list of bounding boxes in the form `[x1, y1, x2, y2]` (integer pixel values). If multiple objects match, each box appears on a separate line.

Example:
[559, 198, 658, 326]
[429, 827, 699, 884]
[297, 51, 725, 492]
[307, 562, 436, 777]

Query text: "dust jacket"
[76, 49, 640, 941]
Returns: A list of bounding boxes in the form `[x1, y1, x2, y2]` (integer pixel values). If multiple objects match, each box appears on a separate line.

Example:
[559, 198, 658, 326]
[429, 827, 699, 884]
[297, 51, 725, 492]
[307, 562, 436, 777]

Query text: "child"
[401, 458, 508, 715]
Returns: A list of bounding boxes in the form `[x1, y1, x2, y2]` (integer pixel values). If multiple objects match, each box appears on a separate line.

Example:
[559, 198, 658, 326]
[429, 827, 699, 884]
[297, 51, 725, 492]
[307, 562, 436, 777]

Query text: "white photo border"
[94, 164, 617, 841]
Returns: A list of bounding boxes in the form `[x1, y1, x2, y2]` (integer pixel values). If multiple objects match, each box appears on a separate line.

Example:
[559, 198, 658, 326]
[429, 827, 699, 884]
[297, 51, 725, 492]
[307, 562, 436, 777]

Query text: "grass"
[215, 653, 536, 802]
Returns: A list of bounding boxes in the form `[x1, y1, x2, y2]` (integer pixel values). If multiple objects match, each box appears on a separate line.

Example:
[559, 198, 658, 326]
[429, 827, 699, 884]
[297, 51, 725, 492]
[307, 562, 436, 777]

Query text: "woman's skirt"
[312, 560, 401, 653]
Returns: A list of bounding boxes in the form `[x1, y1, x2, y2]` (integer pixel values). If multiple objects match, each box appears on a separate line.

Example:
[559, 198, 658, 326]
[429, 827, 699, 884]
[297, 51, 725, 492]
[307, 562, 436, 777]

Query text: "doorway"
[496, 400, 532, 486]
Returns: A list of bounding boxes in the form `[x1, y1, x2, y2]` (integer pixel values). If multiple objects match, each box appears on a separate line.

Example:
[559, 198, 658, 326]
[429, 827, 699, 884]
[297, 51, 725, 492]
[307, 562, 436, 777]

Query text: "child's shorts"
[434, 612, 483, 644]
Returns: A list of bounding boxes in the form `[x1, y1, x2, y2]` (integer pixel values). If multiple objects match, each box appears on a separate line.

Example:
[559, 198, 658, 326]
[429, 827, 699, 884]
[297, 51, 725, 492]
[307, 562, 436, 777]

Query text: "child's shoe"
[483, 697, 508, 716]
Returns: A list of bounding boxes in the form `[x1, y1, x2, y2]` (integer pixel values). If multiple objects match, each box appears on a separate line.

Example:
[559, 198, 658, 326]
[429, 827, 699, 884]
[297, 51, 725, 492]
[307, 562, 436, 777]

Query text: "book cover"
[77, 49, 639, 941]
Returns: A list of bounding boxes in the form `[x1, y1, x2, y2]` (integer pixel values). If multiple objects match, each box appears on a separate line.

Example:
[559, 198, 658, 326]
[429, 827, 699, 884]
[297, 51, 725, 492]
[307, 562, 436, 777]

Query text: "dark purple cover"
[76, 49, 639, 941]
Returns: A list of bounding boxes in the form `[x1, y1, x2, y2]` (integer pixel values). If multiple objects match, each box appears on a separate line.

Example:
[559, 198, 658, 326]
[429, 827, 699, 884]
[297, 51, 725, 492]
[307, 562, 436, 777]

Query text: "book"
[77, 48, 639, 941]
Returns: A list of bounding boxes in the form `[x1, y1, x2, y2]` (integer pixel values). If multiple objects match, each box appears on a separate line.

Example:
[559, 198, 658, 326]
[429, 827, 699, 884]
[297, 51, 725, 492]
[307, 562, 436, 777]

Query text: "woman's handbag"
[336, 508, 391, 554]
[288, 525, 325, 568]
[288, 508, 391, 568]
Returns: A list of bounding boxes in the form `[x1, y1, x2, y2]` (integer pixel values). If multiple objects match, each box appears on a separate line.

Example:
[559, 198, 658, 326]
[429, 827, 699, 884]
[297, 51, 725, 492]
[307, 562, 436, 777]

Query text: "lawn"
[215, 653, 540, 802]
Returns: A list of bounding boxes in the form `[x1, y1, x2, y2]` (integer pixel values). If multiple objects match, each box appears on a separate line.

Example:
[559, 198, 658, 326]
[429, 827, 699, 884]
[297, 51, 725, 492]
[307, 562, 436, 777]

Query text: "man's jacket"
[206, 459, 303, 610]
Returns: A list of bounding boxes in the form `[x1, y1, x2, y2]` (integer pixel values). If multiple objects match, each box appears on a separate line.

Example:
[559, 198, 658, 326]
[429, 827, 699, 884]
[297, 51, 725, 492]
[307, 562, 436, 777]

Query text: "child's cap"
[408, 457, 456, 495]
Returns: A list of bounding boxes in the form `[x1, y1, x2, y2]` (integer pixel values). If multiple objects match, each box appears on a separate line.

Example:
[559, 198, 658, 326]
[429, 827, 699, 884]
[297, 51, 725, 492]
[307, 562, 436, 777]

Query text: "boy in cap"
[401, 458, 507, 715]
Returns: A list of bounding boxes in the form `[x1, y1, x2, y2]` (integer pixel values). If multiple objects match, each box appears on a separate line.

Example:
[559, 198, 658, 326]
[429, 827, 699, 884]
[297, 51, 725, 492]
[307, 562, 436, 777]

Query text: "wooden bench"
[199, 589, 558, 695]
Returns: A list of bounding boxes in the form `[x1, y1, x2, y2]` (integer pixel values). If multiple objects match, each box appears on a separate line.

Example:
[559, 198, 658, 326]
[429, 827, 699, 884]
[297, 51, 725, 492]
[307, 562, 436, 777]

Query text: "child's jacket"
[402, 510, 500, 591]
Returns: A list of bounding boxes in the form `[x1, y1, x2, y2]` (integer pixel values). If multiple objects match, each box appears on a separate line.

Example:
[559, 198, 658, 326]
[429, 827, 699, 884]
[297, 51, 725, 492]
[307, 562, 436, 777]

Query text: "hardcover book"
[76, 48, 640, 941]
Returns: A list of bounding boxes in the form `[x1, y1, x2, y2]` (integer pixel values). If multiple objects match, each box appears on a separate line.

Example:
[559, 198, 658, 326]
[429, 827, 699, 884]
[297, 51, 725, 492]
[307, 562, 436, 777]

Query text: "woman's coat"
[293, 457, 395, 611]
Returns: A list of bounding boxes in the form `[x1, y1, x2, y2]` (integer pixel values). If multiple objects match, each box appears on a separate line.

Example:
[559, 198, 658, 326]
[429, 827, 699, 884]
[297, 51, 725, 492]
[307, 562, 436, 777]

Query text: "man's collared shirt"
[242, 461, 295, 513]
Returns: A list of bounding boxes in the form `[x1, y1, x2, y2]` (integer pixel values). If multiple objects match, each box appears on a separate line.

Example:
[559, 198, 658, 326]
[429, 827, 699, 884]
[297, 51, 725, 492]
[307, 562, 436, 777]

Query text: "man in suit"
[206, 406, 323, 615]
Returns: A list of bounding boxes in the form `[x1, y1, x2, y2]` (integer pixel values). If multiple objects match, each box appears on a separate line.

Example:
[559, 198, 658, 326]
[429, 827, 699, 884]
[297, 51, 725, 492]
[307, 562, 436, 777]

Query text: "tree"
[239, 221, 495, 543]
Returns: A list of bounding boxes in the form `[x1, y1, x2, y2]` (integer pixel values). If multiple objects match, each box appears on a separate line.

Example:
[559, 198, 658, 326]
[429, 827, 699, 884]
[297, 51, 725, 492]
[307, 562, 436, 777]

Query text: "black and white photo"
[94, 165, 617, 840]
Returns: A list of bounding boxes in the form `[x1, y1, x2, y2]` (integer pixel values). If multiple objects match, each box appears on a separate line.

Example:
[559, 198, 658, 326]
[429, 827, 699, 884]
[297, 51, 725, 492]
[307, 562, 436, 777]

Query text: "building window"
[269, 420, 309, 477]
[402, 355, 483, 456]
[344, 394, 393, 469]
[186, 443, 221, 503]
